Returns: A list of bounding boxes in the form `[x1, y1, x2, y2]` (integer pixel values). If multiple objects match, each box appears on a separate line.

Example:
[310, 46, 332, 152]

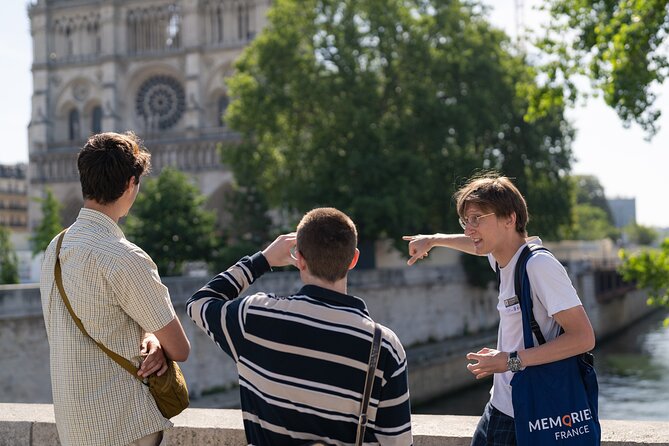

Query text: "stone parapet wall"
[0, 263, 655, 404]
[2, 404, 669, 446]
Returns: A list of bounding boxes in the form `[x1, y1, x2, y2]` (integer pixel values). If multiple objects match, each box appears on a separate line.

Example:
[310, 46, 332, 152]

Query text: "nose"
[464, 224, 476, 237]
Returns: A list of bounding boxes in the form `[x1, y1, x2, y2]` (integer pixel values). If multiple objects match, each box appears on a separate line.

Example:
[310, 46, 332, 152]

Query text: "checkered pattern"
[40, 208, 176, 446]
[471, 402, 517, 446]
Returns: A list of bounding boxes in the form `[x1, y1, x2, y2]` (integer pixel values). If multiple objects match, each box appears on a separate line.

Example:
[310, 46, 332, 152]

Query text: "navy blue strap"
[514, 245, 551, 347]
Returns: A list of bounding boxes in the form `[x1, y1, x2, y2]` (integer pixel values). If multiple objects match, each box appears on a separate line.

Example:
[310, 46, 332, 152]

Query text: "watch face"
[508, 356, 522, 373]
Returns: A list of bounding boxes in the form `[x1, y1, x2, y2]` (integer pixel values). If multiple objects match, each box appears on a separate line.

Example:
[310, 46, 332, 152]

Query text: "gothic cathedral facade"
[27, 0, 271, 227]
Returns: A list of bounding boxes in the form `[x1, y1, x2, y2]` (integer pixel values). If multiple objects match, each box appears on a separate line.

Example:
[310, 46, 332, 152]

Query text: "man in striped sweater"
[187, 207, 413, 445]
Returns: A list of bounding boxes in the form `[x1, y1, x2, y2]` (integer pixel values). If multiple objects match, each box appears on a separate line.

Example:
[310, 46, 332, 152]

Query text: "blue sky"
[1, 1, 668, 227]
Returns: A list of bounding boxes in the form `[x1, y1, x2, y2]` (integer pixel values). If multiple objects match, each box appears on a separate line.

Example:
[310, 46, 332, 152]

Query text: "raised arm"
[402, 233, 478, 265]
[185, 233, 296, 361]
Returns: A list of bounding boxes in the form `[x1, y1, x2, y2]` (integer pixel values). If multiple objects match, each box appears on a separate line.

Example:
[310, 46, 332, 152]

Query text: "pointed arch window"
[218, 94, 229, 126]
[69, 108, 80, 140]
[91, 106, 103, 133]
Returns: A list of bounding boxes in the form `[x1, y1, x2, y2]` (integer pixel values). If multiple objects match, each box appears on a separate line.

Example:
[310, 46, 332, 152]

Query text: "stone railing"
[1, 404, 668, 446]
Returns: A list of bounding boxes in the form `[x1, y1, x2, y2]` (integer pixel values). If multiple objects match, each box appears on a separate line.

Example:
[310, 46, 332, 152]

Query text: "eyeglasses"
[459, 212, 495, 230]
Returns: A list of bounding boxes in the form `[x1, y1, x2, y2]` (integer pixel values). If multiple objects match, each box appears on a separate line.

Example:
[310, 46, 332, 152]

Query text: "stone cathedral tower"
[27, 0, 271, 228]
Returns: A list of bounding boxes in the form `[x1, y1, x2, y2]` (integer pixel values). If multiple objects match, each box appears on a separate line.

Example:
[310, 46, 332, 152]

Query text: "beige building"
[28, 0, 272, 228]
[0, 164, 29, 233]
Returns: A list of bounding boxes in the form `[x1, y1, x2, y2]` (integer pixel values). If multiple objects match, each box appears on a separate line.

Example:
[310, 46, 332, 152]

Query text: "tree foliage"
[210, 183, 274, 270]
[124, 168, 217, 277]
[567, 203, 618, 240]
[619, 238, 669, 310]
[31, 188, 63, 255]
[533, 0, 669, 137]
[558, 174, 618, 240]
[0, 225, 19, 284]
[573, 175, 612, 220]
[624, 223, 659, 246]
[224, 0, 574, 243]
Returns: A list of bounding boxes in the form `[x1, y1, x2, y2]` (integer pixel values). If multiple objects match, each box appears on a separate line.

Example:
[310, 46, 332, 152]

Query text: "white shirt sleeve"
[526, 251, 582, 317]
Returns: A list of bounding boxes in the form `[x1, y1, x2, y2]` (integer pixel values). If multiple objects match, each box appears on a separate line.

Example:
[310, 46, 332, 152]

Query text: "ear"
[124, 177, 135, 193]
[295, 251, 308, 272]
[348, 248, 360, 271]
[506, 212, 517, 229]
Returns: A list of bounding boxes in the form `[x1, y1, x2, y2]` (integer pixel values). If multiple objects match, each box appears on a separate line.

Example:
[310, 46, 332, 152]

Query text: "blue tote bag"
[510, 245, 601, 445]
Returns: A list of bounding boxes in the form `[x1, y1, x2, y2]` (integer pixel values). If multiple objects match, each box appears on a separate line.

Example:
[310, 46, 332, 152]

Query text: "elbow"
[171, 341, 191, 362]
[582, 329, 596, 353]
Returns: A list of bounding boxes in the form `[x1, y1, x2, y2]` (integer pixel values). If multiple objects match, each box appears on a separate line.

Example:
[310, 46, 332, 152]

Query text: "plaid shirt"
[40, 208, 176, 446]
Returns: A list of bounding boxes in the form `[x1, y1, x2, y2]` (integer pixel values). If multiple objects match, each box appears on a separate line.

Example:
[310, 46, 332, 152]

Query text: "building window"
[218, 94, 229, 126]
[136, 75, 186, 130]
[69, 108, 80, 140]
[238, 4, 249, 41]
[127, 4, 182, 54]
[91, 106, 103, 133]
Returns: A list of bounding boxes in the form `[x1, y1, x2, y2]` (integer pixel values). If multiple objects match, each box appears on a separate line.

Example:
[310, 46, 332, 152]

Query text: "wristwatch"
[507, 351, 523, 373]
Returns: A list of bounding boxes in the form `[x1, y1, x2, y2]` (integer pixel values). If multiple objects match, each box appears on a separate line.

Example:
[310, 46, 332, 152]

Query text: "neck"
[83, 199, 124, 223]
[301, 274, 349, 295]
[493, 233, 526, 268]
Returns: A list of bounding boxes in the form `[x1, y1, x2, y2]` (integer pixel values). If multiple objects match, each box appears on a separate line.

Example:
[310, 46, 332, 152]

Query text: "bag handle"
[54, 229, 143, 381]
[355, 323, 382, 446]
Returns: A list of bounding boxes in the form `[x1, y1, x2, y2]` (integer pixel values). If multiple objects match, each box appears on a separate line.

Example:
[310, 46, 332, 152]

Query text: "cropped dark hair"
[296, 207, 358, 283]
[454, 173, 529, 235]
[77, 132, 151, 204]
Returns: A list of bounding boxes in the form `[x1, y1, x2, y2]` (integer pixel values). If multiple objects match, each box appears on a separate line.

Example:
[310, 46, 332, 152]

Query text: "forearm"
[429, 233, 478, 255]
[519, 331, 594, 368]
[186, 252, 270, 307]
[520, 305, 595, 367]
[185, 252, 270, 360]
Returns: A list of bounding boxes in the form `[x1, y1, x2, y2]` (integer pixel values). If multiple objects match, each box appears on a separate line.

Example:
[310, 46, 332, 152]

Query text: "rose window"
[136, 75, 185, 129]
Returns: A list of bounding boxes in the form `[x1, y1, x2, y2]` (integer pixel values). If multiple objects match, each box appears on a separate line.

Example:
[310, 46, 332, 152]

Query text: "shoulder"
[377, 323, 407, 364]
[42, 233, 61, 260]
[115, 238, 156, 267]
[526, 248, 565, 274]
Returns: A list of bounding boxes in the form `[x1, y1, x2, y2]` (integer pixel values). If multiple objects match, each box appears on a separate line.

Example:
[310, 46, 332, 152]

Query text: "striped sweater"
[186, 252, 413, 446]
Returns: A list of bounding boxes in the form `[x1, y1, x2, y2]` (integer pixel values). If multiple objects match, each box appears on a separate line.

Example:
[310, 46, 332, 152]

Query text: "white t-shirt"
[487, 241, 582, 418]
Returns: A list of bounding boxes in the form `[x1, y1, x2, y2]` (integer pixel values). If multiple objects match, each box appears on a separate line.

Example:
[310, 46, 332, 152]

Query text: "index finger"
[402, 235, 417, 241]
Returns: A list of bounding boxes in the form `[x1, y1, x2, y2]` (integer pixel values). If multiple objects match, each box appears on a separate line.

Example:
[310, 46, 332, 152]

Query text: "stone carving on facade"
[127, 4, 182, 54]
[51, 12, 101, 62]
[136, 75, 186, 130]
[71, 81, 89, 102]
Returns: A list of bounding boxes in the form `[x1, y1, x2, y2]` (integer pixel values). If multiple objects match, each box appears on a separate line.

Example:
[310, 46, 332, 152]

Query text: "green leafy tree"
[559, 175, 618, 240]
[568, 204, 618, 240]
[625, 223, 659, 246]
[573, 175, 612, 221]
[620, 239, 669, 310]
[124, 168, 217, 277]
[532, 0, 669, 137]
[224, 0, 574, 245]
[0, 225, 19, 284]
[31, 188, 63, 255]
[211, 183, 273, 270]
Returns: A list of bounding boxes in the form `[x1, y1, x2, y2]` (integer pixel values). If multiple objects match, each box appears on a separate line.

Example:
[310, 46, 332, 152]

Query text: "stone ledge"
[2, 404, 669, 445]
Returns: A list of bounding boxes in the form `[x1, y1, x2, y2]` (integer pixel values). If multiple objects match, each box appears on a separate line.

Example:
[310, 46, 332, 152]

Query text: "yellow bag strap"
[54, 229, 142, 380]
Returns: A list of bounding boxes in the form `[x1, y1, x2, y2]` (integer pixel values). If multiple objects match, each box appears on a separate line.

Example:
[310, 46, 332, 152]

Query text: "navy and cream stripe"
[186, 252, 413, 445]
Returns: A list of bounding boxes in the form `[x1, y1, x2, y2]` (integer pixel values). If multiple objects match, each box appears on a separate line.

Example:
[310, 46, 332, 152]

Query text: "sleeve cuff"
[249, 251, 272, 276]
